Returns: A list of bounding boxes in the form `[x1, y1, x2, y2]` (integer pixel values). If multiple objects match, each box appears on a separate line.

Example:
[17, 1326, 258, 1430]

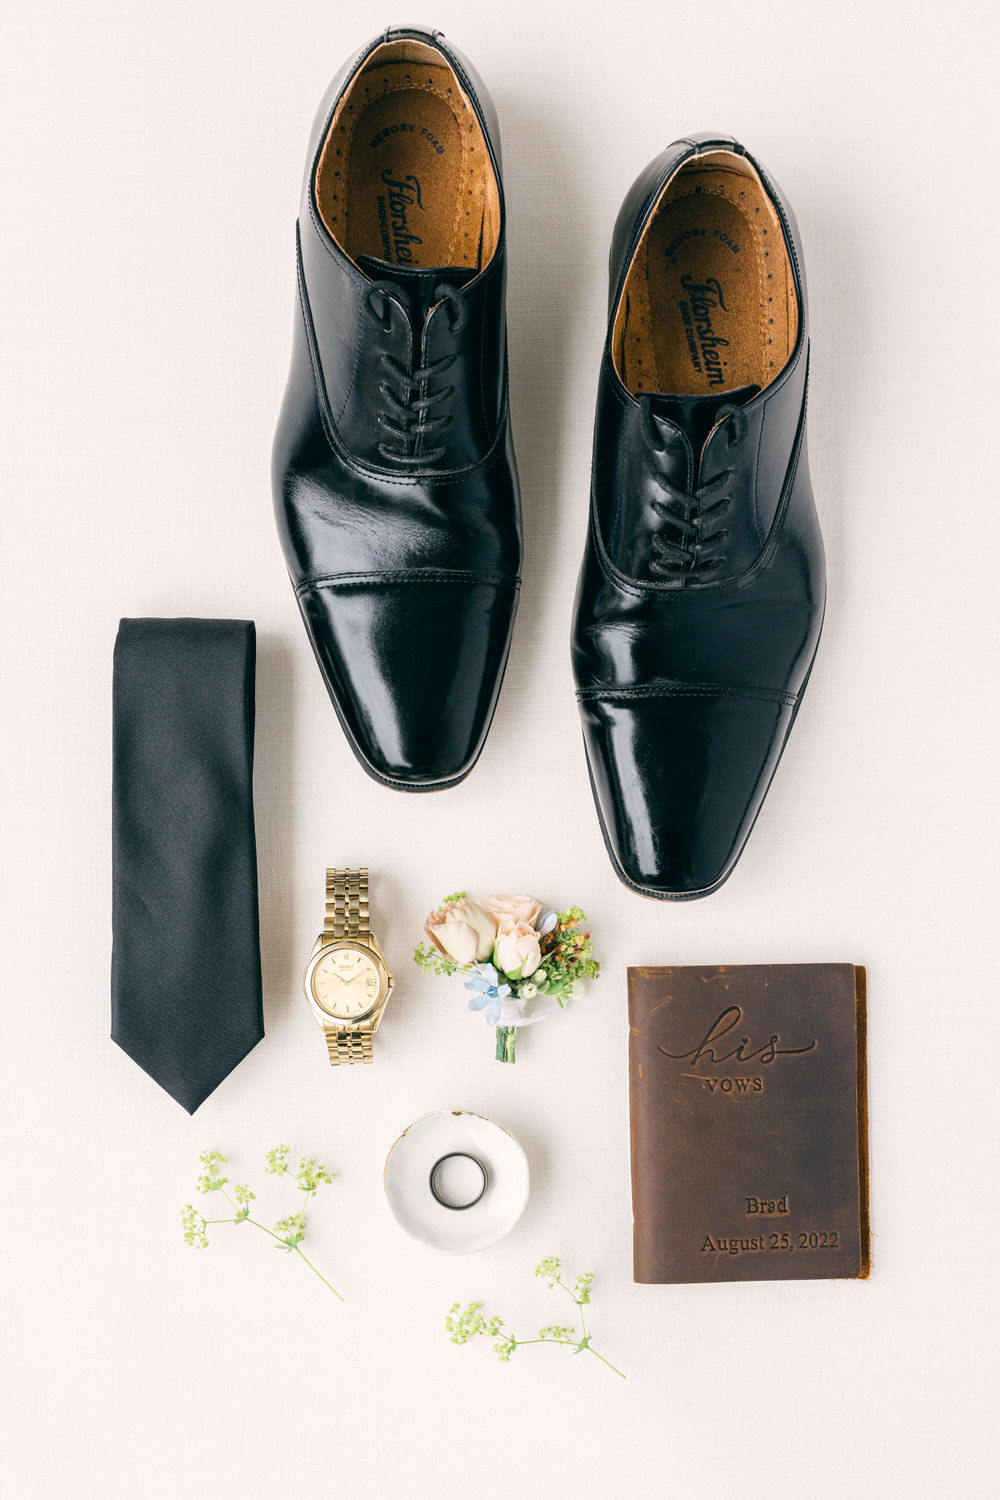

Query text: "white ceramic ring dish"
[383, 1109, 530, 1253]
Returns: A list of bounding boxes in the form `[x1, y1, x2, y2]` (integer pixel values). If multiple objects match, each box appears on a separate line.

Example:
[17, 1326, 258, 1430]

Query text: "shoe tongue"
[648, 383, 760, 455]
[357, 255, 477, 327]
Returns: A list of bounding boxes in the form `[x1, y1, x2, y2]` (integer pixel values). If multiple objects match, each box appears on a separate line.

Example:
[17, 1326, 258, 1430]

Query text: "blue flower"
[465, 963, 511, 1026]
[539, 910, 558, 936]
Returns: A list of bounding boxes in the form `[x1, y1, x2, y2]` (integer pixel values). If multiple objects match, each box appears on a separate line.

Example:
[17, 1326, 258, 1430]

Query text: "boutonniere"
[414, 893, 599, 1062]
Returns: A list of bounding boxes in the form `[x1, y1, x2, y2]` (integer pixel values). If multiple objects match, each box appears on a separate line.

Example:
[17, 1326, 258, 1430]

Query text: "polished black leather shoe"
[273, 28, 521, 790]
[572, 134, 825, 898]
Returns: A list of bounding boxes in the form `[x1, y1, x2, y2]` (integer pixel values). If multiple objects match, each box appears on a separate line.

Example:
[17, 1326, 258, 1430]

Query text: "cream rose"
[424, 899, 497, 964]
[493, 917, 542, 980]
[484, 893, 543, 929]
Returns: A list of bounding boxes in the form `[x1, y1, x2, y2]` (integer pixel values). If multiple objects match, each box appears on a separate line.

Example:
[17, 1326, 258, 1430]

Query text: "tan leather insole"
[315, 52, 498, 271]
[617, 158, 798, 396]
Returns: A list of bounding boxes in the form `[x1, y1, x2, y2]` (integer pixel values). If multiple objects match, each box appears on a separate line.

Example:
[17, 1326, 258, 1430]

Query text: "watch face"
[310, 943, 384, 1020]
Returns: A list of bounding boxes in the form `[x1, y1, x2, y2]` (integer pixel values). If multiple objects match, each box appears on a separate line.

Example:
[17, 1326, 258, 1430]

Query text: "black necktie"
[112, 618, 264, 1111]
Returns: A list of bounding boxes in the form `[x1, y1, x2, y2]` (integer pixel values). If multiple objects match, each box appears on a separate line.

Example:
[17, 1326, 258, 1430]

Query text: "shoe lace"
[643, 399, 749, 580]
[363, 280, 467, 467]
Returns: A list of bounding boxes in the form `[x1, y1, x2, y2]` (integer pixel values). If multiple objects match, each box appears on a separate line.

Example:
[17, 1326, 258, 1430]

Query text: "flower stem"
[244, 1217, 290, 1246]
[495, 1026, 517, 1063]
[245, 1218, 344, 1300]
[295, 1247, 345, 1301]
[510, 1337, 625, 1377]
[586, 1346, 626, 1379]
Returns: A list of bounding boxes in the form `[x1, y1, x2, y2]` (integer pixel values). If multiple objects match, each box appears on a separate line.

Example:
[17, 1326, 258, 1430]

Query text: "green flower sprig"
[181, 1147, 343, 1300]
[446, 1256, 624, 1378]
[413, 891, 466, 977]
[534, 908, 599, 1005]
[413, 943, 460, 978]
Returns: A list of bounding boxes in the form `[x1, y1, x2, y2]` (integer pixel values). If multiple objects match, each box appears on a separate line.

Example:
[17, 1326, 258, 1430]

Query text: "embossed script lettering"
[658, 1005, 817, 1067]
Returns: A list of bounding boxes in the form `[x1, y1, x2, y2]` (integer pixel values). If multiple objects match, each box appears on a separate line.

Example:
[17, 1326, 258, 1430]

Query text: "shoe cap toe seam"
[577, 682, 798, 708]
[296, 570, 519, 597]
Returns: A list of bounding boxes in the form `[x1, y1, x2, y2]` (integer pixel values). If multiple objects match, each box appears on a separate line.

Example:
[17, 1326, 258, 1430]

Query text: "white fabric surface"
[2, 1, 998, 1495]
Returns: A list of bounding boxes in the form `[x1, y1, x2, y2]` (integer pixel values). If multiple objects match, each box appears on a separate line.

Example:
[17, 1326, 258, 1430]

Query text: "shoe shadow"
[253, 632, 299, 1031]
[728, 180, 866, 858]
[797, 188, 867, 660]
[487, 90, 594, 741]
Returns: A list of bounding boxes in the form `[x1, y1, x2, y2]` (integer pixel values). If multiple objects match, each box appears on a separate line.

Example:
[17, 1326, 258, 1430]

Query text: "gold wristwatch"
[303, 869, 394, 1065]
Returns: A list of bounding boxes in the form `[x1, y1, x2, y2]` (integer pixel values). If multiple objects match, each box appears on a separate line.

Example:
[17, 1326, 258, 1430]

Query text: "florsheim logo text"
[677, 274, 730, 387]
[377, 169, 423, 263]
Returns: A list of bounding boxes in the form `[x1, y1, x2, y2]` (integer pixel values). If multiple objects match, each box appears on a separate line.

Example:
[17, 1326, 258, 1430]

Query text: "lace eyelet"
[364, 296, 393, 332]
[715, 405, 749, 447]
[434, 285, 468, 334]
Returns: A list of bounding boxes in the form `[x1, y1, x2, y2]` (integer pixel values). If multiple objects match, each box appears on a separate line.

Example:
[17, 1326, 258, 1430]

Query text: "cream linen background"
[2, 1, 998, 1496]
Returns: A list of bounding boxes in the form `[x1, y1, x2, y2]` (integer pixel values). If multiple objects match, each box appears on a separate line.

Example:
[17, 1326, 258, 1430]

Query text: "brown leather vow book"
[628, 964, 869, 1284]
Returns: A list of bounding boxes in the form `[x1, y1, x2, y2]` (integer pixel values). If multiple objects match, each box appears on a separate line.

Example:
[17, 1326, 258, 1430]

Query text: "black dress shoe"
[273, 28, 521, 790]
[572, 134, 825, 898]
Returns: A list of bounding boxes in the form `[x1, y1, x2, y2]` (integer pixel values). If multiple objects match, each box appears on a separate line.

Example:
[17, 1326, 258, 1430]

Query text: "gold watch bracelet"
[323, 867, 373, 1065]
